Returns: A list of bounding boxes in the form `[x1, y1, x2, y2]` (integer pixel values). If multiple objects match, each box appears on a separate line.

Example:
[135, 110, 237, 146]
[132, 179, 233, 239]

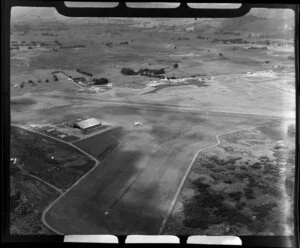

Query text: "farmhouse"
[74, 118, 102, 131]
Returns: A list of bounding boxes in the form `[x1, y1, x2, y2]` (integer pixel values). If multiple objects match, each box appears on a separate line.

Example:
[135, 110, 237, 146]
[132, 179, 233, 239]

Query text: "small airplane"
[134, 121, 143, 126]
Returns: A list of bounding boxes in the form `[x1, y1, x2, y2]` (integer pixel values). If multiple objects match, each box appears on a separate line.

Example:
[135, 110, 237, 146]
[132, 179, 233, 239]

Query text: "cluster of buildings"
[27, 118, 105, 141]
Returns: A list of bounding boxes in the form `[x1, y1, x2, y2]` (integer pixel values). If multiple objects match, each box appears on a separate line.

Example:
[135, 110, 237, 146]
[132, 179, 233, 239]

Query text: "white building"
[74, 118, 102, 130]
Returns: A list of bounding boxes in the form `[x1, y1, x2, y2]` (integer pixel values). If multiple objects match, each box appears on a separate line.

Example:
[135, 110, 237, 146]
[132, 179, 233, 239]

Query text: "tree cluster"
[91, 78, 109, 85]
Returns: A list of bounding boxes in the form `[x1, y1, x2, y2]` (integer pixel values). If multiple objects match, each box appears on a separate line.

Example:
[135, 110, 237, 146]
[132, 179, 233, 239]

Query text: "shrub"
[236, 202, 246, 209]
[173, 63, 178, 68]
[249, 220, 269, 232]
[121, 68, 137, 75]
[236, 173, 249, 181]
[192, 179, 210, 190]
[263, 163, 279, 176]
[203, 163, 215, 169]
[248, 177, 258, 187]
[259, 156, 270, 162]
[251, 162, 262, 169]
[138, 68, 165, 75]
[210, 172, 226, 181]
[196, 35, 205, 39]
[226, 165, 235, 171]
[244, 187, 255, 199]
[54, 40, 62, 46]
[267, 187, 282, 198]
[252, 202, 277, 218]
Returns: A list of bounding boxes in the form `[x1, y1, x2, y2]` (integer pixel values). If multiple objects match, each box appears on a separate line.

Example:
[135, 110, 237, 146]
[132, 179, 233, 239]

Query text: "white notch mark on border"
[64, 235, 119, 243]
[187, 235, 242, 245]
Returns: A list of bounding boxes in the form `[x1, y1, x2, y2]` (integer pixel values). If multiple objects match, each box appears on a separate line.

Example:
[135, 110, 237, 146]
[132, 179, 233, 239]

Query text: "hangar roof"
[75, 118, 101, 129]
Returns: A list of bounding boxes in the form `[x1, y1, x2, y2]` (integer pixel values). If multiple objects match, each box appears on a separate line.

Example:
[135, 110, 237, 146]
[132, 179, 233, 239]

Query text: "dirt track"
[41, 106, 279, 234]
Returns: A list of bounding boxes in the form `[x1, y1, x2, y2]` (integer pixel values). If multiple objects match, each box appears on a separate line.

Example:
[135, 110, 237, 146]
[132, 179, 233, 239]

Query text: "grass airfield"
[10, 12, 296, 235]
[43, 104, 279, 234]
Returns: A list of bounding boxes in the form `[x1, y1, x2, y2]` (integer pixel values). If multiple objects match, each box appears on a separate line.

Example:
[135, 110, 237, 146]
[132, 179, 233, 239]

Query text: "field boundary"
[158, 121, 281, 234]
[11, 124, 104, 235]
[15, 164, 63, 194]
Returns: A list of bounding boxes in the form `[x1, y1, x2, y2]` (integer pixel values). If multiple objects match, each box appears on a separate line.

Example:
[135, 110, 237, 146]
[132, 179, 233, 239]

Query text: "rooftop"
[75, 118, 101, 129]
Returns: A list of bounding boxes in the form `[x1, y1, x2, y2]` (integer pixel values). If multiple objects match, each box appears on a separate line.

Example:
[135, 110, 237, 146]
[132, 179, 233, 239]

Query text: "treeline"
[42, 32, 58, 37]
[212, 38, 289, 47]
[248, 46, 268, 50]
[212, 38, 250, 44]
[76, 69, 93, 77]
[196, 35, 206, 39]
[121, 68, 165, 76]
[104, 41, 129, 48]
[54, 40, 86, 49]
[60, 45, 86, 49]
[17, 76, 55, 88]
[121, 67, 209, 81]
[221, 31, 240, 36]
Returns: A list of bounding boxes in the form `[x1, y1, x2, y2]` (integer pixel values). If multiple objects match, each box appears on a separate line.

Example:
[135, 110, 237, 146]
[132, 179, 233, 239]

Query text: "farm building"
[74, 118, 102, 131]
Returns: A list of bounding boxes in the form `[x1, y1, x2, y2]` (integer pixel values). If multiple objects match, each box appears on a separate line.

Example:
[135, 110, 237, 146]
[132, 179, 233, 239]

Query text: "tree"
[121, 68, 137, 75]
[92, 78, 109, 85]
[196, 35, 205, 39]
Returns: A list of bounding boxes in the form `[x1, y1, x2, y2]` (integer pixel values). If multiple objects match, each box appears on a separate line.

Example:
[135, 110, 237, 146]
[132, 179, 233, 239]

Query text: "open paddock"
[42, 101, 282, 234]
[11, 125, 95, 189]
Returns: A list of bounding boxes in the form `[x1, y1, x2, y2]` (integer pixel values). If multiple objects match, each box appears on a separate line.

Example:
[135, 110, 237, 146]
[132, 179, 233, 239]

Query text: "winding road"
[11, 124, 101, 235]
[11, 121, 280, 235]
[158, 122, 280, 234]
